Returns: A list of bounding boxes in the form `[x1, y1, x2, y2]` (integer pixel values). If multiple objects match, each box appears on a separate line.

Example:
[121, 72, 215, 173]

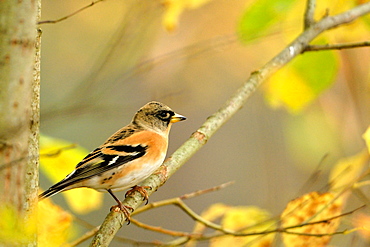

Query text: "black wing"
[39, 144, 147, 199]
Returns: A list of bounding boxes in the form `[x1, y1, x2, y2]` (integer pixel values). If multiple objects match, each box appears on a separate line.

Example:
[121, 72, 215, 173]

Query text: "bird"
[39, 101, 186, 222]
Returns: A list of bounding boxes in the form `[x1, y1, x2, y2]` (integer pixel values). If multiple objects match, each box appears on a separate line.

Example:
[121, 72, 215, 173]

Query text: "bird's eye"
[157, 111, 171, 120]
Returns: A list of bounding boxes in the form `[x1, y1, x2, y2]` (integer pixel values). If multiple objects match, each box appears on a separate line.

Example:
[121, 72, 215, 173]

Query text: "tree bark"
[0, 0, 40, 245]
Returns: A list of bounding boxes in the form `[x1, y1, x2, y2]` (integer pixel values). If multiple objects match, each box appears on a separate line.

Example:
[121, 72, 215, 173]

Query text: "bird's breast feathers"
[81, 131, 168, 191]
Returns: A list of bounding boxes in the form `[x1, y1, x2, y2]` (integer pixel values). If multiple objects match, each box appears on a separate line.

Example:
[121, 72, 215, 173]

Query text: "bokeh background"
[39, 0, 370, 246]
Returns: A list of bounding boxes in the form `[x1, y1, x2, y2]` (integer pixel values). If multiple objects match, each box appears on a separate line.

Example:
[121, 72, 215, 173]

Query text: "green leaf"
[238, 0, 296, 44]
[264, 41, 339, 113]
[293, 48, 338, 94]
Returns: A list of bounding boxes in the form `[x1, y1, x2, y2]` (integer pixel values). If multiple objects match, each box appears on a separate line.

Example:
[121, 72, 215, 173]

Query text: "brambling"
[39, 101, 186, 221]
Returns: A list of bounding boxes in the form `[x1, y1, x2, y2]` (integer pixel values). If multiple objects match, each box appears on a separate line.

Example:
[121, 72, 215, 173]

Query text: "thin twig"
[281, 228, 355, 237]
[135, 196, 364, 239]
[279, 205, 365, 233]
[213, 205, 366, 237]
[180, 181, 234, 200]
[304, 0, 316, 29]
[130, 218, 201, 237]
[38, 0, 105, 25]
[1, 143, 78, 170]
[68, 224, 161, 247]
[296, 154, 328, 196]
[111, 236, 162, 246]
[40, 144, 77, 157]
[165, 205, 365, 245]
[304, 41, 370, 52]
[133, 181, 234, 215]
[174, 200, 235, 234]
[70, 183, 232, 246]
[68, 226, 100, 247]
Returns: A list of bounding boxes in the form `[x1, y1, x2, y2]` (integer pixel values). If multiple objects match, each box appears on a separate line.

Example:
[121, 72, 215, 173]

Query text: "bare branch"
[131, 218, 199, 237]
[136, 193, 364, 242]
[40, 144, 77, 157]
[304, 41, 370, 52]
[174, 200, 235, 234]
[304, 0, 316, 29]
[166, 205, 365, 245]
[279, 205, 365, 233]
[133, 181, 234, 215]
[70, 183, 232, 246]
[179, 181, 235, 200]
[282, 228, 355, 237]
[296, 154, 328, 196]
[68, 226, 99, 247]
[38, 0, 105, 25]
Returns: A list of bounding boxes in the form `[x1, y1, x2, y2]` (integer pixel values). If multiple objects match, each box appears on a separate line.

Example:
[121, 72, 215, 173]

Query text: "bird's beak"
[170, 113, 187, 123]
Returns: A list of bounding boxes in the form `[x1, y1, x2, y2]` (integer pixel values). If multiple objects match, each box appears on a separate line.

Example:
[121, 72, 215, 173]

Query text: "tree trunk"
[0, 0, 40, 245]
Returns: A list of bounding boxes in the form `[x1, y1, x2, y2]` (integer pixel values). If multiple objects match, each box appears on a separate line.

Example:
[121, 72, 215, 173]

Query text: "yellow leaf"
[0, 205, 36, 245]
[315, 0, 369, 42]
[352, 213, 370, 240]
[281, 192, 343, 247]
[314, 0, 357, 17]
[362, 126, 370, 154]
[264, 44, 338, 113]
[63, 188, 103, 214]
[40, 134, 103, 214]
[38, 198, 73, 247]
[186, 203, 230, 247]
[264, 68, 315, 113]
[210, 205, 276, 247]
[283, 1, 307, 42]
[40, 134, 88, 182]
[199, 203, 231, 222]
[329, 150, 369, 195]
[161, 0, 213, 31]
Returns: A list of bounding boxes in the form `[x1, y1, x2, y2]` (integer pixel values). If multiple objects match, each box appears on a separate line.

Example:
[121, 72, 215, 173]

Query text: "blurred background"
[39, 0, 370, 246]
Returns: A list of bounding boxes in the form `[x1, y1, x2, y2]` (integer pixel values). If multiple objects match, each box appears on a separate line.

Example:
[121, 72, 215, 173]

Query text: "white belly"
[109, 159, 163, 191]
[83, 153, 166, 192]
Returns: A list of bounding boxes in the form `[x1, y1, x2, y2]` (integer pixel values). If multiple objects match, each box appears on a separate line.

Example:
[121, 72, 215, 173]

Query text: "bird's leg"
[107, 189, 133, 224]
[125, 185, 151, 205]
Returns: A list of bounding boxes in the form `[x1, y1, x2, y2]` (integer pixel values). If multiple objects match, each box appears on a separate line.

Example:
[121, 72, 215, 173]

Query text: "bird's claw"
[110, 202, 134, 225]
[125, 185, 151, 205]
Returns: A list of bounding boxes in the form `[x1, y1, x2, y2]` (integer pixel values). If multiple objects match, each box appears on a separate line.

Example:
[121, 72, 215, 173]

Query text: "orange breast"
[93, 130, 168, 191]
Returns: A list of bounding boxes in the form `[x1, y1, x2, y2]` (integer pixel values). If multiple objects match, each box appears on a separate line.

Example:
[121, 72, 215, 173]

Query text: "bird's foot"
[125, 185, 151, 205]
[110, 201, 134, 224]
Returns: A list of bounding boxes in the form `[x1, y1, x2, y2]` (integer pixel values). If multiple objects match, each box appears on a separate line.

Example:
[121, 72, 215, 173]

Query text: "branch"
[180, 181, 235, 200]
[281, 228, 357, 237]
[70, 182, 232, 246]
[304, 0, 316, 29]
[304, 41, 370, 52]
[131, 218, 198, 237]
[279, 205, 365, 233]
[81, 189, 363, 246]
[38, 0, 105, 25]
[89, 3, 370, 246]
[68, 226, 99, 247]
[134, 181, 234, 215]
[165, 205, 365, 245]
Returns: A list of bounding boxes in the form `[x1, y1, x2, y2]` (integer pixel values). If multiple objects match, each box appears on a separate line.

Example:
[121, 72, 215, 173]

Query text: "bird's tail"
[38, 181, 71, 201]
[38, 187, 61, 200]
